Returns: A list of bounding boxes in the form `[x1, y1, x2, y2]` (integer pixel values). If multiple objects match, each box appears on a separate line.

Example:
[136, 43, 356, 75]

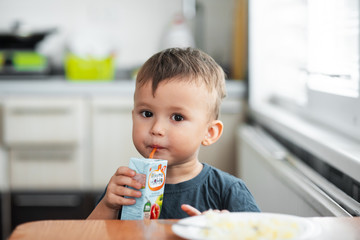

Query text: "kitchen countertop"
[0, 77, 245, 98]
[0, 77, 137, 97]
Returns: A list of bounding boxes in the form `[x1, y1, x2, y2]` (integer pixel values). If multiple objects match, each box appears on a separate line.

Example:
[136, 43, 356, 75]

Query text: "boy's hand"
[87, 166, 142, 219]
[181, 204, 202, 216]
[181, 204, 229, 216]
[103, 166, 143, 209]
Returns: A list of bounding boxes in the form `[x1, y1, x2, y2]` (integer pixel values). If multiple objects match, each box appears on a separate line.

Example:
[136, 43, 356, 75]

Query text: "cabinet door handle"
[9, 107, 71, 115]
[13, 148, 75, 160]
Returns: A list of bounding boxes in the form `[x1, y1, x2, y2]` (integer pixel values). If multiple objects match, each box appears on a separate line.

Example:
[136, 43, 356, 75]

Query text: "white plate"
[172, 212, 321, 240]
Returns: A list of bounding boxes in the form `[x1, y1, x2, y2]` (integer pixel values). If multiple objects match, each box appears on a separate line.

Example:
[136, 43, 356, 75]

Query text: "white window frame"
[248, 0, 360, 183]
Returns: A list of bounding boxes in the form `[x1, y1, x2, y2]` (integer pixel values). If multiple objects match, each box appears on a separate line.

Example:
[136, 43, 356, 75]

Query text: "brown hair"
[136, 47, 226, 119]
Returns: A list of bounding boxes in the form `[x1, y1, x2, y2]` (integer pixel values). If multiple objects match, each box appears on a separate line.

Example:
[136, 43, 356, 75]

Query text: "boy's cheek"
[132, 136, 142, 149]
[132, 136, 147, 157]
[132, 122, 144, 135]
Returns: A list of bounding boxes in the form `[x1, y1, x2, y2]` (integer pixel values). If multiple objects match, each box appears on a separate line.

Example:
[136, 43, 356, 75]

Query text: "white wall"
[0, 0, 235, 70]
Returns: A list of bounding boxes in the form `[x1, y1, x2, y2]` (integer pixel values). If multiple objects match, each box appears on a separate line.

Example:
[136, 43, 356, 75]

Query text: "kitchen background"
[0, 0, 243, 78]
[0, 0, 248, 239]
[1, 0, 360, 239]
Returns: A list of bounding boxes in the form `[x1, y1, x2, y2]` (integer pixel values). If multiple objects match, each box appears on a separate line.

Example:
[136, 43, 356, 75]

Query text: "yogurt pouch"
[121, 157, 167, 220]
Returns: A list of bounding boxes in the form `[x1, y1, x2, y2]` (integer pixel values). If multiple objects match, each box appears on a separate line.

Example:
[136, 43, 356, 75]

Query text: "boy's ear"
[202, 120, 223, 146]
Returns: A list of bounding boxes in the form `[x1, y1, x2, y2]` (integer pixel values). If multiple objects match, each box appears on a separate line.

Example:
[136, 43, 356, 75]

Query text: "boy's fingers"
[106, 193, 136, 207]
[115, 166, 136, 177]
[112, 176, 142, 189]
[113, 185, 141, 199]
[203, 209, 229, 214]
[181, 204, 202, 216]
[111, 166, 141, 189]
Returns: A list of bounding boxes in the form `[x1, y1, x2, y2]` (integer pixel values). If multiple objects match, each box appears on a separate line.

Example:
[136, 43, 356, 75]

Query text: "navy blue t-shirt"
[98, 163, 260, 219]
[159, 163, 260, 219]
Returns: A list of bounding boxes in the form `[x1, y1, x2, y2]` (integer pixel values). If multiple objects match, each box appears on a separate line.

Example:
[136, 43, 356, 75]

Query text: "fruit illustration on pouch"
[155, 194, 163, 209]
[150, 203, 160, 219]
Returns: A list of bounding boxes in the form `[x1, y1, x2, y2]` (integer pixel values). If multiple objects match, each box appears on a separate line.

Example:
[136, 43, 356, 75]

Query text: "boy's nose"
[150, 119, 165, 136]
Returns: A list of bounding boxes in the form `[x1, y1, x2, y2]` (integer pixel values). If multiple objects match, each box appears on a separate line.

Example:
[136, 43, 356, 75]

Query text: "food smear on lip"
[149, 147, 157, 159]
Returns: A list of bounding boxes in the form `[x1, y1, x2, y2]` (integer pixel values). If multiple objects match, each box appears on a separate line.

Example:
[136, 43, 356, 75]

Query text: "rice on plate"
[172, 211, 320, 240]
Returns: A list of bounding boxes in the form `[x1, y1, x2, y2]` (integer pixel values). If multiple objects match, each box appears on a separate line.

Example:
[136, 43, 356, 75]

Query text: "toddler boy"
[88, 47, 259, 219]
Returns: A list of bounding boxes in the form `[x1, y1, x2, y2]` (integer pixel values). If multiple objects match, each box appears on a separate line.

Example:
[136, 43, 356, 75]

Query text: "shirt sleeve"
[223, 181, 261, 212]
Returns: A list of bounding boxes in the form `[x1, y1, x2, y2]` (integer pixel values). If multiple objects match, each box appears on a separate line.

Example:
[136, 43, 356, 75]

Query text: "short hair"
[136, 47, 226, 119]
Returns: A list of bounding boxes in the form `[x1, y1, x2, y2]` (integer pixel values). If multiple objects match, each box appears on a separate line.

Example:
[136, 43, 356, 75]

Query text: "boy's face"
[132, 79, 213, 166]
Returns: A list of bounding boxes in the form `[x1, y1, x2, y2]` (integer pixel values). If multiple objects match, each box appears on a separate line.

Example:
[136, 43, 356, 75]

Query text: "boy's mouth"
[149, 145, 164, 150]
[147, 145, 163, 158]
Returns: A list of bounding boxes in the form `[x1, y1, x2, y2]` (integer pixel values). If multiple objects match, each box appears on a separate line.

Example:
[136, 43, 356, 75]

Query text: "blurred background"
[0, 0, 248, 239]
[0, 0, 245, 79]
[1, 0, 360, 239]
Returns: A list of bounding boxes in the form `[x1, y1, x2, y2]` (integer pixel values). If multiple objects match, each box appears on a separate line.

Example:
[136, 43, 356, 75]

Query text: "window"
[307, 0, 359, 98]
[248, 0, 360, 140]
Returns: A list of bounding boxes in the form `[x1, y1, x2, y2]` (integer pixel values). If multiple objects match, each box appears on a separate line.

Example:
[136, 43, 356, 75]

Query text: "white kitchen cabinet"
[2, 97, 88, 190]
[3, 97, 84, 146]
[91, 97, 140, 189]
[0, 80, 245, 191]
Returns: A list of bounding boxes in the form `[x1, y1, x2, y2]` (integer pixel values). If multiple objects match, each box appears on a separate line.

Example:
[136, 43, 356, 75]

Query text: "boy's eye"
[141, 111, 153, 118]
[172, 114, 184, 121]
